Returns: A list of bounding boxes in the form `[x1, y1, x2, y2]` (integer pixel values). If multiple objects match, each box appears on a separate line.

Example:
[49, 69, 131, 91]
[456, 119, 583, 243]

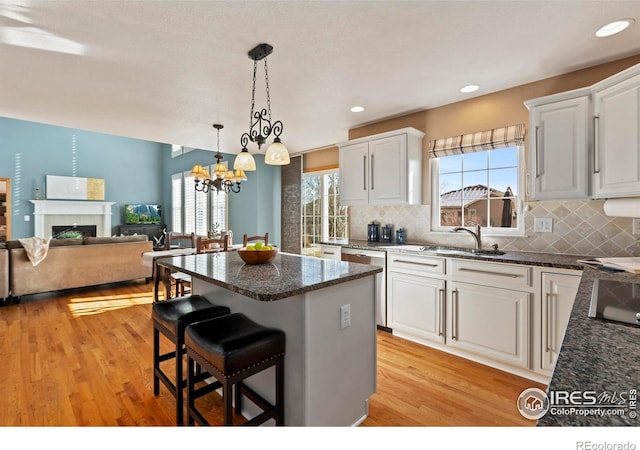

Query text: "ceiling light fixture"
[460, 84, 480, 93]
[192, 124, 246, 194]
[596, 18, 634, 37]
[350, 106, 365, 113]
[234, 43, 290, 168]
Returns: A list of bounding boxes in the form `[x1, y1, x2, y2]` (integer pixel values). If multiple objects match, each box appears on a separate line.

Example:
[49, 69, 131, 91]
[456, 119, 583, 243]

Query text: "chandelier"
[191, 124, 247, 194]
[234, 43, 290, 169]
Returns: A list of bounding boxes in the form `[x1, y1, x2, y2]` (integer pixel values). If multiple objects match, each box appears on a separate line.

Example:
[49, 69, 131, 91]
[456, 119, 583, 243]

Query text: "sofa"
[5, 235, 153, 300]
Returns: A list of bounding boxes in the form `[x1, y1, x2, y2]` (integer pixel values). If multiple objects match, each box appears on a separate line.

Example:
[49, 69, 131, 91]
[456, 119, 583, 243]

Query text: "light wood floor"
[0, 281, 545, 426]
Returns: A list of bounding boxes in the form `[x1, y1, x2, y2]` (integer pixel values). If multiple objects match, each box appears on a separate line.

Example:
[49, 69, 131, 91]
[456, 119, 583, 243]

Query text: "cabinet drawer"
[387, 252, 445, 276]
[451, 259, 531, 289]
[319, 245, 341, 260]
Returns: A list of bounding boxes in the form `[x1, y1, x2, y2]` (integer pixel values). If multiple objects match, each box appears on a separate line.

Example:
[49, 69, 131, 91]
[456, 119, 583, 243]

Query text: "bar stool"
[185, 313, 285, 426]
[152, 295, 230, 425]
[164, 232, 196, 298]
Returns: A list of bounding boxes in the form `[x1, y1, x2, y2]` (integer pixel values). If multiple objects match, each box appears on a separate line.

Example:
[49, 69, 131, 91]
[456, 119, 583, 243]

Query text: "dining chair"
[164, 232, 196, 297]
[165, 232, 196, 250]
[243, 232, 269, 247]
[197, 235, 229, 254]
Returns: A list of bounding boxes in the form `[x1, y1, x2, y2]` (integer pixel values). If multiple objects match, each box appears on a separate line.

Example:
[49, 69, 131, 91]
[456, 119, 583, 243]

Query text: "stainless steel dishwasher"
[341, 248, 388, 329]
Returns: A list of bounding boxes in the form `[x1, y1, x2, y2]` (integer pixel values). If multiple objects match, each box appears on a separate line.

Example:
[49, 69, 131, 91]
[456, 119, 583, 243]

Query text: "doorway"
[0, 178, 10, 242]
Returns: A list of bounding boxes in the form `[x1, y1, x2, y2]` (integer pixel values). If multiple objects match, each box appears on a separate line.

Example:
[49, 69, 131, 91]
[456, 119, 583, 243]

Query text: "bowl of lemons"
[237, 242, 278, 265]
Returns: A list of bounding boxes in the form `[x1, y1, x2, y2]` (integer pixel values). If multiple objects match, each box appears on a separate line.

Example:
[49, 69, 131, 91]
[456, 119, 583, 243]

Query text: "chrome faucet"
[453, 222, 482, 250]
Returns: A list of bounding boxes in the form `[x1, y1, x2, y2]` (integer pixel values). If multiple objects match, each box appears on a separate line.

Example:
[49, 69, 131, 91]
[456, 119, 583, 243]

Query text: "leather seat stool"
[152, 295, 230, 425]
[185, 313, 285, 426]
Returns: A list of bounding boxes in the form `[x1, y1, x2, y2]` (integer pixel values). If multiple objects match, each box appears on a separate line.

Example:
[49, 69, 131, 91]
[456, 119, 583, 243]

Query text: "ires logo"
[518, 388, 637, 420]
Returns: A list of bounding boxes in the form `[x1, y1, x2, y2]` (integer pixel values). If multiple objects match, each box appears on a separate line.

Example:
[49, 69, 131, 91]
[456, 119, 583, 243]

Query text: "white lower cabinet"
[539, 272, 580, 374]
[387, 271, 445, 344]
[449, 281, 530, 368]
[386, 253, 582, 382]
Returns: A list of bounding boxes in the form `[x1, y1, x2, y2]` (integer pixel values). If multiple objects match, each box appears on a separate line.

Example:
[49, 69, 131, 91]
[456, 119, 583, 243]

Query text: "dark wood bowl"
[237, 248, 278, 265]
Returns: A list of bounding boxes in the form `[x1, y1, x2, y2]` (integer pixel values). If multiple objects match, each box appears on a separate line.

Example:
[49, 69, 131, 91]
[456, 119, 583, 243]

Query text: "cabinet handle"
[392, 259, 438, 267]
[438, 288, 445, 337]
[535, 124, 544, 178]
[363, 155, 367, 190]
[322, 252, 335, 255]
[370, 154, 375, 190]
[593, 115, 600, 174]
[452, 288, 458, 341]
[458, 267, 523, 278]
[545, 293, 552, 353]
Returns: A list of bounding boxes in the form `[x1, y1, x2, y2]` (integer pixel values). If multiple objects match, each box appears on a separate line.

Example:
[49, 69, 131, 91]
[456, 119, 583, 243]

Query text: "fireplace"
[52, 225, 97, 239]
[30, 200, 115, 238]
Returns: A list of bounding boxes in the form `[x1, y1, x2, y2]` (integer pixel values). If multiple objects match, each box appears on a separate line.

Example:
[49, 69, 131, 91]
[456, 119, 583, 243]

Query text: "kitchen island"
[157, 251, 382, 426]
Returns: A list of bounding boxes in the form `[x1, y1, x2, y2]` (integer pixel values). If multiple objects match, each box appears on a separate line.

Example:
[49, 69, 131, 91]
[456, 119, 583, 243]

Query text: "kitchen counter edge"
[320, 239, 585, 270]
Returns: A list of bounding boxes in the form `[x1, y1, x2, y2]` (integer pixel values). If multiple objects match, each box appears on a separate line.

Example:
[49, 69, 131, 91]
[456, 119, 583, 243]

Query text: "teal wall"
[1, 116, 282, 242]
[228, 155, 281, 247]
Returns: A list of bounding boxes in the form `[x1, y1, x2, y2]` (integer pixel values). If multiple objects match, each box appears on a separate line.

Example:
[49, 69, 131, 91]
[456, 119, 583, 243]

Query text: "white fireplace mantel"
[30, 200, 115, 238]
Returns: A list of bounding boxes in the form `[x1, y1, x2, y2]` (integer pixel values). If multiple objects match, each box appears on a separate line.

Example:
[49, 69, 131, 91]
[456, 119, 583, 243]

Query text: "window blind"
[183, 170, 196, 234]
[171, 168, 227, 237]
[428, 124, 525, 158]
[171, 173, 183, 233]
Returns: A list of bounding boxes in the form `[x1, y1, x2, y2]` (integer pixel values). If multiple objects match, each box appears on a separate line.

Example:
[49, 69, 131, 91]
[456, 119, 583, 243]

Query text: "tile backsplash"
[349, 199, 640, 257]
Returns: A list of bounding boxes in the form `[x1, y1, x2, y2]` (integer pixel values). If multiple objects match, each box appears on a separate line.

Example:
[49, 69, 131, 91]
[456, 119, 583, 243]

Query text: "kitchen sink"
[420, 246, 506, 256]
[380, 244, 506, 256]
[378, 244, 427, 252]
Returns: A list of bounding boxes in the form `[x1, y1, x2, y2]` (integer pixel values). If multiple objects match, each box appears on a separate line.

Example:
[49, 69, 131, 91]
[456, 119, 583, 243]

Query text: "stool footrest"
[244, 408, 278, 426]
[157, 350, 177, 363]
[155, 368, 177, 395]
[192, 380, 223, 398]
[238, 382, 273, 415]
[238, 382, 278, 426]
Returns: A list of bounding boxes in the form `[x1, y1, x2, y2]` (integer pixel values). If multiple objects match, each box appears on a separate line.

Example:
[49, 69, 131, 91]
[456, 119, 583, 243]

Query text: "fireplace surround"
[30, 200, 115, 238]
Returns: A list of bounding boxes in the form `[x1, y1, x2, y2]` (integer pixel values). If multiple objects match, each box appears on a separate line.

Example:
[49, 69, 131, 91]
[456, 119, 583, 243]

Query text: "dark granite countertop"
[538, 266, 640, 426]
[321, 238, 586, 270]
[157, 250, 382, 302]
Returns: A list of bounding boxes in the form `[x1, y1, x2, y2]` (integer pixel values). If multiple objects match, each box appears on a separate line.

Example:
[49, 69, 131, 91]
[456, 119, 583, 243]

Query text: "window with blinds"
[429, 125, 525, 235]
[171, 167, 227, 236]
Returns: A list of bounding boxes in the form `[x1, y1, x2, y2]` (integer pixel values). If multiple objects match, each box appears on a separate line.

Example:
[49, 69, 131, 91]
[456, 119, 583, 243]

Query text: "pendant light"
[235, 43, 290, 168]
[192, 123, 243, 194]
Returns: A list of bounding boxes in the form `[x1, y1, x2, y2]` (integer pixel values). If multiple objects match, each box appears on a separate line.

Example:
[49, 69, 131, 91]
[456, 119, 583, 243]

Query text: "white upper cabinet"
[524, 63, 640, 200]
[338, 141, 370, 205]
[524, 91, 590, 200]
[338, 128, 424, 206]
[592, 65, 640, 198]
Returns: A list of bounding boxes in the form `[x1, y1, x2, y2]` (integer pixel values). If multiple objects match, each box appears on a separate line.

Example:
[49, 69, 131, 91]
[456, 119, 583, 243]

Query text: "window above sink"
[428, 124, 526, 237]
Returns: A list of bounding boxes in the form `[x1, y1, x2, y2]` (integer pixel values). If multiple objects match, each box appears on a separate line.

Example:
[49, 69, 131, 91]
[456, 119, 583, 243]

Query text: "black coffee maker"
[367, 222, 380, 242]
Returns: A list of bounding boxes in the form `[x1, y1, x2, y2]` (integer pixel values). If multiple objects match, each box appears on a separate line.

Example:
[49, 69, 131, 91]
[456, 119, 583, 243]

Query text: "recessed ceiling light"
[350, 106, 365, 113]
[596, 19, 635, 37]
[460, 85, 479, 93]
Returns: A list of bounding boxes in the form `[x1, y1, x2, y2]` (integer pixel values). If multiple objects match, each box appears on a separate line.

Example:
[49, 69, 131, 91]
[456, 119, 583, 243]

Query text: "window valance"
[428, 124, 526, 158]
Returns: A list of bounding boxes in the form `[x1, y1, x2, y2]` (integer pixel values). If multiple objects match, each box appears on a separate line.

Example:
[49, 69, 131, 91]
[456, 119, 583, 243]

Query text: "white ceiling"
[1, 0, 640, 156]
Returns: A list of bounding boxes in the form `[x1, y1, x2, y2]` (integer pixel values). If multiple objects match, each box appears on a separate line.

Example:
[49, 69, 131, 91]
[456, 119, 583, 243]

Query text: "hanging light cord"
[249, 60, 257, 130]
[264, 58, 272, 121]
